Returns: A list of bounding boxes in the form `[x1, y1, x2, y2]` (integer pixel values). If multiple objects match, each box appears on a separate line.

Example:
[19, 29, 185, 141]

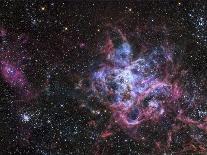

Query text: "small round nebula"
[0, 61, 28, 88]
[0, 60, 36, 101]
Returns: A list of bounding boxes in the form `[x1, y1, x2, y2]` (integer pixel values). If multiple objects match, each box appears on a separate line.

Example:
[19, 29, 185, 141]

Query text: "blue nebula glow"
[113, 42, 132, 67]
[92, 42, 170, 120]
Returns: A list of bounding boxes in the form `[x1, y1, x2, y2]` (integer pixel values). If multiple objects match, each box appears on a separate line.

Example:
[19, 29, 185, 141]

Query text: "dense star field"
[0, 1, 207, 154]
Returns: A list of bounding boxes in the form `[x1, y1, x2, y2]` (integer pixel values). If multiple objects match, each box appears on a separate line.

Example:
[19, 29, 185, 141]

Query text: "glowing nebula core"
[92, 39, 180, 129]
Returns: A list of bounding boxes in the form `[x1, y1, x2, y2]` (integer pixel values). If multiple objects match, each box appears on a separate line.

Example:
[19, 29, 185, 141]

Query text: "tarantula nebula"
[90, 27, 207, 153]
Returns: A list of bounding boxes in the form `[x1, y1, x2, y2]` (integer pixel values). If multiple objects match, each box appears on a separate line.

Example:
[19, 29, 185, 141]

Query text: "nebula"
[0, 29, 37, 101]
[90, 28, 207, 153]
[0, 61, 28, 88]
